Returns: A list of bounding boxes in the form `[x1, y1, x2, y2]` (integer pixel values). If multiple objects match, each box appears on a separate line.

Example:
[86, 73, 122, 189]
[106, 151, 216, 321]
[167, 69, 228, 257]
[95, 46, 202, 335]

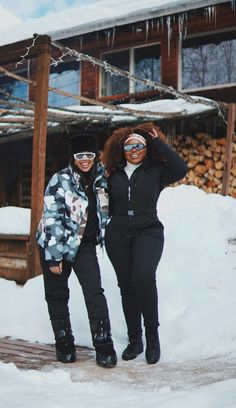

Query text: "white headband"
[124, 133, 147, 145]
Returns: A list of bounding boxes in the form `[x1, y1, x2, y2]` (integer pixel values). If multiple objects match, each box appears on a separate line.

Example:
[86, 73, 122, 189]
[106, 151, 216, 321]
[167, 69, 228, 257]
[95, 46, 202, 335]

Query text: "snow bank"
[0, 206, 30, 235]
[0, 185, 235, 363]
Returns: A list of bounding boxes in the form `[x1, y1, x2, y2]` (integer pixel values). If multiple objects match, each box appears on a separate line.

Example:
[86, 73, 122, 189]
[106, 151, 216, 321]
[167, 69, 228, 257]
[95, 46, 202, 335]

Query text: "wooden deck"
[0, 337, 94, 370]
[1, 337, 236, 390]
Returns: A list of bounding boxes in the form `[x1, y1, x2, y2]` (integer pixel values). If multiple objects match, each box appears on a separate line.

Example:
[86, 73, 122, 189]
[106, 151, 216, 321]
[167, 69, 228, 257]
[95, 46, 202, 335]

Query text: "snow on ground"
[0, 206, 30, 235]
[0, 185, 236, 407]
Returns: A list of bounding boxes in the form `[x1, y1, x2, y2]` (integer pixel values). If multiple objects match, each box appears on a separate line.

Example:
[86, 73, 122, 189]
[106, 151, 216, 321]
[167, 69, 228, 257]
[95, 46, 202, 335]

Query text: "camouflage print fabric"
[36, 163, 108, 262]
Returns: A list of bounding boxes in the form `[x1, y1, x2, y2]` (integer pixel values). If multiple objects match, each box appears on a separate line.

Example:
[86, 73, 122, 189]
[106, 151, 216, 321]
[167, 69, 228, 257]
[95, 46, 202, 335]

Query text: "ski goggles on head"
[123, 143, 146, 152]
[73, 152, 96, 160]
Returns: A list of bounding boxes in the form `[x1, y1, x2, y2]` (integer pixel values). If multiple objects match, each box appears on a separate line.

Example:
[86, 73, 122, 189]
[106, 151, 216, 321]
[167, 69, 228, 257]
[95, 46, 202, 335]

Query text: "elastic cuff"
[47, 260, 62, 267]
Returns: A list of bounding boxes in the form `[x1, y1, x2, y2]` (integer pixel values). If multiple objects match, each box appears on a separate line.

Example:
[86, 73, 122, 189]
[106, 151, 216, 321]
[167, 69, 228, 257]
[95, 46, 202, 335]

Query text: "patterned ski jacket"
[36, 163, 108, 263]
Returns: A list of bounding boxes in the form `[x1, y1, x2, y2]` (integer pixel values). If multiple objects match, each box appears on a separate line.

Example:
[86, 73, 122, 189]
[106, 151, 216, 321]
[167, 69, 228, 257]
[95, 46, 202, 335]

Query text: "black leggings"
[40, 242, 109, 322]
[105, 216, 164, 338]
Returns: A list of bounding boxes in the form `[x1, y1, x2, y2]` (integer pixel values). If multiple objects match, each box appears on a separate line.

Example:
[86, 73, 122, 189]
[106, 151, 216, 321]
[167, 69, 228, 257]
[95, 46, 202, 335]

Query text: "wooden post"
[29, 41, 51, 279]
[222, 103, 236, 196]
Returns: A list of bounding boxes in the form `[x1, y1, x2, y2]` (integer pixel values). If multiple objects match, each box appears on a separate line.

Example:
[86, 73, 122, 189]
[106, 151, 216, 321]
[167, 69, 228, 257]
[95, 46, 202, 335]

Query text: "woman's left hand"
[148, 128, 159, 139]
[148, 127, 166, 140]
[49, 262, 63, 275]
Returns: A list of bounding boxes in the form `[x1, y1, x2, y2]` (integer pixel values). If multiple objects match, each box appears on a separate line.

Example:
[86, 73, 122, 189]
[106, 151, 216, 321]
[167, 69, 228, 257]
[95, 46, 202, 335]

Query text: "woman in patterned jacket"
[36, 134, 117, 368]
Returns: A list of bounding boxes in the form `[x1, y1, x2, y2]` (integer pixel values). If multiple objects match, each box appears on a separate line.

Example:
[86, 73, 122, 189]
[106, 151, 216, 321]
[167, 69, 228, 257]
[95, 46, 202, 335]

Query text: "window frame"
[180, 28, 236, 92]
[99, 41, 161, 97]
[0, 62, 30, 102]
[48, 57, 81, 107]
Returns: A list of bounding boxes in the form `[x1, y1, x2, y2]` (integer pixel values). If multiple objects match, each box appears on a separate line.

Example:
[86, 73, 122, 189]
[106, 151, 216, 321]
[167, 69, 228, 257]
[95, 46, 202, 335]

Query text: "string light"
[50, 40, 214, 106]
[0, 34, 228, 126]
[16, 34, 40, 68]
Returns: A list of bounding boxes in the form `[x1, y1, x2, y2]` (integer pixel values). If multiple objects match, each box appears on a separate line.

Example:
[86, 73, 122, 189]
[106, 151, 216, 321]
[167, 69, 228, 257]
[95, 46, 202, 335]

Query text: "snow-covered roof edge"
[49, 0, 228, 40]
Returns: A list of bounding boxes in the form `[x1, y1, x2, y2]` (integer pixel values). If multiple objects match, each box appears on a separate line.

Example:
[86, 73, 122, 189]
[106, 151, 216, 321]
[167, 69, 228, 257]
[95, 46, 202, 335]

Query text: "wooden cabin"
[0, 0, 235, 283]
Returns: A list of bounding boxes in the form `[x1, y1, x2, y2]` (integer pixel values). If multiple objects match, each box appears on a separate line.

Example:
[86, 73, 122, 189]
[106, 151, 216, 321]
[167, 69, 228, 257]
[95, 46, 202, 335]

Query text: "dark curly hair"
[103, 122, 167, 173]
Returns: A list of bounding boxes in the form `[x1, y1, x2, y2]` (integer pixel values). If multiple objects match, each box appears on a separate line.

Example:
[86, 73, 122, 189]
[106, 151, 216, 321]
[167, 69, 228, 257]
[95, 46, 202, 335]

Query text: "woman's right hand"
[49, 262, 63, 275]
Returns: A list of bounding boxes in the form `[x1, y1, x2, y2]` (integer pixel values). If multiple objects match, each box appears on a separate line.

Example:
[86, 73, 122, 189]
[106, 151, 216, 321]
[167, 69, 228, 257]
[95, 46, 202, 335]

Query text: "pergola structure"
[0, 35, 51, 283]
[0, 34, 235, 284]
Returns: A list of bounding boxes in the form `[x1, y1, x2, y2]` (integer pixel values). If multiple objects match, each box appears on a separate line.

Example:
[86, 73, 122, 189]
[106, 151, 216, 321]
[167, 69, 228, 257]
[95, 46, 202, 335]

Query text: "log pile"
[172, 132, 236, 198]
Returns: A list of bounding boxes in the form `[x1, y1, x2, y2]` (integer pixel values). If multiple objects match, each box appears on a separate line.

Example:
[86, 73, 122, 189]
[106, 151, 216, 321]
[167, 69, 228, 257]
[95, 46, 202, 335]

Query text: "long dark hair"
[69, 155, 98, 190]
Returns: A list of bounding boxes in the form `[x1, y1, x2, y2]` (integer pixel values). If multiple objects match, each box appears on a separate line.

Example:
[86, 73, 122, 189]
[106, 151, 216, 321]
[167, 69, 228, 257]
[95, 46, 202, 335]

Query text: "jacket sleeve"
[42, 173, 66, 262]
[151, 138, 188, 187]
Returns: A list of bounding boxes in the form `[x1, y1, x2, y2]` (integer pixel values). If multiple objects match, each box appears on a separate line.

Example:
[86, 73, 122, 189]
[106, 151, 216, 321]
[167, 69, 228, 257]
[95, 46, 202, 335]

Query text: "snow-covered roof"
[0, 96, 218, 141]
[0, 0, 229, 47]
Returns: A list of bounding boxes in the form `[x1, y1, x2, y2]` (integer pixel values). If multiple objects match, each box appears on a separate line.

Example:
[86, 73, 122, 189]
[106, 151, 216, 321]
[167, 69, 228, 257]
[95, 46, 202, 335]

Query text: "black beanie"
[70, 134, 97, 154]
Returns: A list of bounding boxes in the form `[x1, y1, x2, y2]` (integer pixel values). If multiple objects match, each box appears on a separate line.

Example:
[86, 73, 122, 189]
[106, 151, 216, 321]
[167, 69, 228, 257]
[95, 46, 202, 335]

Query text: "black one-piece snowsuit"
[105, 138, 188, 338]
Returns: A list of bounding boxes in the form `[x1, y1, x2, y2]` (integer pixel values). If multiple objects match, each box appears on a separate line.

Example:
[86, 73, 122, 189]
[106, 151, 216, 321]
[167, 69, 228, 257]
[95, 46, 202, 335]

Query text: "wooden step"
[0, 337, 94, 370]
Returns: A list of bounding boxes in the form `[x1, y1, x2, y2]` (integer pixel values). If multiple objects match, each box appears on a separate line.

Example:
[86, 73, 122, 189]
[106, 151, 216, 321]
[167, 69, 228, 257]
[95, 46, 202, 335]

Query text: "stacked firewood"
[172, 132, 236, 198]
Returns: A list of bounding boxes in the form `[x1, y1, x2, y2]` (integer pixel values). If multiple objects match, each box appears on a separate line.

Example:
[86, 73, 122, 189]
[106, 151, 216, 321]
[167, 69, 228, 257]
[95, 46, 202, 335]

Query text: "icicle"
[178, 13, 184, 44]
[111, 27, 116, 49]
[204, 6, 216, 24]
[160, 17, 164, 31]
[183, 12, 188, 38]
[214, 6, 217, 26]
[105, 30, 111, 48]
[231, 0, 236, 12]
[156, 19, 160, 33]
[179, 12, 188, 38]
[96, 32, 99, 44]
[146, 20, 149, 42]
[80, 35, 83, 50]
[166, 16, 173, 57]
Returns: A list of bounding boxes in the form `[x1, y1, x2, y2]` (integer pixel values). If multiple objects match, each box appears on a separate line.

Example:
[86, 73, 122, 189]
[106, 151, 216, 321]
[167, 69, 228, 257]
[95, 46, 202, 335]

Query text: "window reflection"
[101, 50, 129, 96]
[101, 44, 161, 97]
[182, 32, 236, 89]
[48, 60, 80, 107]
[134, 45, 161, 92]
[0, 68, 28, 107]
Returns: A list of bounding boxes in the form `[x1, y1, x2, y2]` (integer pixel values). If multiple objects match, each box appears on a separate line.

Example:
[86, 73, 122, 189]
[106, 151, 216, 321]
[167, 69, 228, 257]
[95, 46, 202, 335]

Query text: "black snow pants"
[105, 214, 164, 339]
[40, 242, 109, 322]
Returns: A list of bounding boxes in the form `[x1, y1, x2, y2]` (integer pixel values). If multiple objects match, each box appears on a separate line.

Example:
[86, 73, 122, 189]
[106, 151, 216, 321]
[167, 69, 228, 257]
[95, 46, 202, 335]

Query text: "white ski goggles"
[73, 152, 96, 160]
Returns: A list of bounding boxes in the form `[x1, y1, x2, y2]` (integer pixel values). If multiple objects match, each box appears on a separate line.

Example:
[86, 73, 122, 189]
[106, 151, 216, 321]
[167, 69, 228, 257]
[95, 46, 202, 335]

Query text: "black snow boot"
[90, 319, 117, 368]
[51, 318, 76, 363]
[122, 336, 143, 361]
[145, 327, 161, 365]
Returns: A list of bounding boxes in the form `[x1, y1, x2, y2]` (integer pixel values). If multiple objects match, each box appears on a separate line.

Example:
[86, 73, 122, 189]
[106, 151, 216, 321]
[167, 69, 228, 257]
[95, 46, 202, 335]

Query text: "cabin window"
[101, 50, 129, 96]
[182, 31, 236, 90]
[101, 43, 161, 96]
[48, 60, 80, 107]
[0, 68, 29, 106]
[134, 44, 161, 92]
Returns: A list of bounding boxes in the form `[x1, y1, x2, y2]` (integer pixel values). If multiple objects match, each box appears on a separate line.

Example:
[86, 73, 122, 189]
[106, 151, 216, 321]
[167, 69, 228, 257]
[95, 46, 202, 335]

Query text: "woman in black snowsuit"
[37, 134, 117, 368]
[103, 122, 188, 364]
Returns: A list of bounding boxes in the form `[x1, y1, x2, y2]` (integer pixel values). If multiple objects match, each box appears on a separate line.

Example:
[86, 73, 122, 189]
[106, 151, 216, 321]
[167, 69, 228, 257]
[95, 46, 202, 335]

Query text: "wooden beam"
[222, 103, 236, 195]
[29, 42, 51, 279]
[0, 234, 29, 241]
[0, 35, 51, 65]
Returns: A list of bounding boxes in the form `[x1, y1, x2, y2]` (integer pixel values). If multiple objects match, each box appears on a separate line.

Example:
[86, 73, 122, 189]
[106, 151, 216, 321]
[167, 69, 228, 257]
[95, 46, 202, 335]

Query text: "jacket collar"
[68, 162, 105, 185]
[116, 155, 152, 171]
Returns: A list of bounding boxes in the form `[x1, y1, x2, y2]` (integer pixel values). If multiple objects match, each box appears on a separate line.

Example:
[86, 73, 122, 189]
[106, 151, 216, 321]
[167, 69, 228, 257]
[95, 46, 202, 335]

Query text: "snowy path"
[1, 337, 235, 391]
[64, 354, 236, 391]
